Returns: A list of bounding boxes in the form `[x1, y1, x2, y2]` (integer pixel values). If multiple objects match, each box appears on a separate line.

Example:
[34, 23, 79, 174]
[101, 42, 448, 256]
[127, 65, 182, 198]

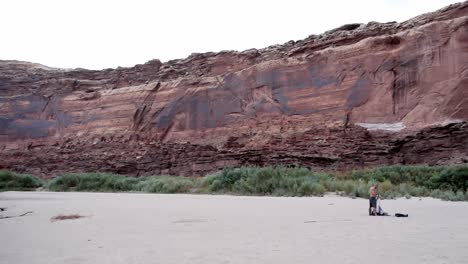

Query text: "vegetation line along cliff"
[0, 2, 467, 176]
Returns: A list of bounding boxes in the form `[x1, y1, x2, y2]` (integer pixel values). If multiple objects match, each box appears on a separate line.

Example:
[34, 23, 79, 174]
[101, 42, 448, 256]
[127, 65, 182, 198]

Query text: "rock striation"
[1, 2, 467, 176]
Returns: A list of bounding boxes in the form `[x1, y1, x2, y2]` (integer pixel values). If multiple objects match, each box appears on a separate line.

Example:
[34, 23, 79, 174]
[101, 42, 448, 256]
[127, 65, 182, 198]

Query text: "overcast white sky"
[0, 0, 461, 69]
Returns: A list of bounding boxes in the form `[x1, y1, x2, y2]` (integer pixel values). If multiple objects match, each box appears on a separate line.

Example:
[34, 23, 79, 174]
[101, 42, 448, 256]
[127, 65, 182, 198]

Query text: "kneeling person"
[369, 184, 385, 216]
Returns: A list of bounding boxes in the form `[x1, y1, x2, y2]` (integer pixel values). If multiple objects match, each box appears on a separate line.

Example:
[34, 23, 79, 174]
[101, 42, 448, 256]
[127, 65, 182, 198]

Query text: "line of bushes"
[350, 165, 467, 192]
[46, 173, 196, 193]
[1, 165, 467, 201]
[202, 166, 468, 201]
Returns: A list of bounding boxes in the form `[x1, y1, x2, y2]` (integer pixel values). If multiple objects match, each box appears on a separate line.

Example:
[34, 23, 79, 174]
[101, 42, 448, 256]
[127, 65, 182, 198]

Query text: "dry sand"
[1, 191, 467, 264]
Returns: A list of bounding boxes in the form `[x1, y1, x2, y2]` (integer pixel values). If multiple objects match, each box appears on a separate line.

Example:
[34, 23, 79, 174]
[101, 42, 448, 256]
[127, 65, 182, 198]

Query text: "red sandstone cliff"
[1, 2, 467, 176]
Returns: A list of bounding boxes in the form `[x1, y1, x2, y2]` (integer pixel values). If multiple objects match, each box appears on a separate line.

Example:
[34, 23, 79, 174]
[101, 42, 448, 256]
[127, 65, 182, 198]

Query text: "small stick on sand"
[0, 211, 33, 219]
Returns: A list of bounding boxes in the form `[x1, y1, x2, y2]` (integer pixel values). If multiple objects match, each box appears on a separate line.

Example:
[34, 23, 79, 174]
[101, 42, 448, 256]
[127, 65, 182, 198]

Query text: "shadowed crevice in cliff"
[389, 68, 397, 115]
[132, 82, 161, 131]
[344, 73, 371, 126]
[391, 59, 419, 116]
[40, 95, 52, 116]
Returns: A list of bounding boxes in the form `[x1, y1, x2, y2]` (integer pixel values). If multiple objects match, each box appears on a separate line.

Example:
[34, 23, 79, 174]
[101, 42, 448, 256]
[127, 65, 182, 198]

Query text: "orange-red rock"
[0, 2, 467, 176]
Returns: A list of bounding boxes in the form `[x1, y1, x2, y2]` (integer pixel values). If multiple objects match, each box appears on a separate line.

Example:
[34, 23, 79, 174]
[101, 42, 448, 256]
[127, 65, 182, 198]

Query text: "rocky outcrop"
[1, 2, 467, 177]
[1, 122, 467, 177]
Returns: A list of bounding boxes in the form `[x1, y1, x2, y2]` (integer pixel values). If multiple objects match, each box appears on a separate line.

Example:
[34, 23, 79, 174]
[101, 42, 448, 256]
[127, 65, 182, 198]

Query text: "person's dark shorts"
[369, 197, 377, 208]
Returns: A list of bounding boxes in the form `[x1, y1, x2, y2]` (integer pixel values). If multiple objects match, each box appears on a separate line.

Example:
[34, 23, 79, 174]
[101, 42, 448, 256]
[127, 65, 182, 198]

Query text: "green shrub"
[297, 180, 326, 196]
[430, 189, 467, 201]
[405, 185, 430, 197]
[203, 167, 328, 196]
[137, 177, 195, 193]
[350, 165, 467, 193]
[429, 166, 468, 192]
[201, 174, 218, 187]
[47, 173, 135, 192]
[379, 180, 393, 196]
[0, 170, 43, 191]
[47, 173, 196, 194]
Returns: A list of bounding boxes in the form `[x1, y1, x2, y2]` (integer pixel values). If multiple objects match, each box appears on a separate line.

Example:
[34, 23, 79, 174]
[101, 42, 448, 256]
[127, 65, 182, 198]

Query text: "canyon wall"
[1, 2, 467, 176]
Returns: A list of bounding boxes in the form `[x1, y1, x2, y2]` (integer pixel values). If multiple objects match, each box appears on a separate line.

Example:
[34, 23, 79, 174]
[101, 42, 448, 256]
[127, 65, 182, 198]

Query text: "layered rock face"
[1, 2, 467, 176]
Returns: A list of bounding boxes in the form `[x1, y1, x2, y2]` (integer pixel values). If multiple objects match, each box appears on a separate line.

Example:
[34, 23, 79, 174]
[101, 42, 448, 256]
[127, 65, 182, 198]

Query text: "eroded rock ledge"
[1, 2, 467, 176]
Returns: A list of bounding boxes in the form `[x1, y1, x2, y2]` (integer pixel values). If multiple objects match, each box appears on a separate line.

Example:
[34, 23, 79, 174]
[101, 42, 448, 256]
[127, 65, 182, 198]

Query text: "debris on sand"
[0, 211, 33, 220]
[50, 214, 86, 222]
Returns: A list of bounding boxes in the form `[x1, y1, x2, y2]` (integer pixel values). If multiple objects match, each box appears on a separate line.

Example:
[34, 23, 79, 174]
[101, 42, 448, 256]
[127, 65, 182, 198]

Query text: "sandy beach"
[1, 191, 467, 264]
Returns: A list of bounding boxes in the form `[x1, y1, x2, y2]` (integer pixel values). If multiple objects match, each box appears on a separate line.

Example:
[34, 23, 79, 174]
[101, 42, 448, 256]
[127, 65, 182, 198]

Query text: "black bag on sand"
[395, 213, 408, 217]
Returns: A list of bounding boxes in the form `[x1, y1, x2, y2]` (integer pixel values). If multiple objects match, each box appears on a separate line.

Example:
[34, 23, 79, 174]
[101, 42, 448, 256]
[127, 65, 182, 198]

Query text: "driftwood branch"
[0, 211, 33, 219]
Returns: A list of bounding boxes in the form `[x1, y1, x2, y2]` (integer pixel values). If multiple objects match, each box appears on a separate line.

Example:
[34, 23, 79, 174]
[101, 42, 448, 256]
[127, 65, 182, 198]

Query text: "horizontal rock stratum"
[1, 2, 467, 176]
